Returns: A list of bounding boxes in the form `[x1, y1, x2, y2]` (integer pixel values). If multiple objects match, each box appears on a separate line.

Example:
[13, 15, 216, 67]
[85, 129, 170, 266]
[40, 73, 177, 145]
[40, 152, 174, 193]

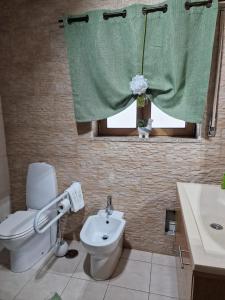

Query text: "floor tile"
[72, 253, 109, 283]
[72, 253, 94, 281]
[34, 248, 85, 277]
[109, 258, 151, 292]
[150, 264, 178, 298]
[15, 272, 70, 300]
[61, 277, 107, 300]
[122, 249, 152, 263]
[105, 285, 149, 300]
[152, 254, 176, 268]
[149, 293, 178, 300]
[31, 248, 55, 270]
[0, 268, 35, 300]
[0, 248, 179, 300]
[68, 240, 87, 253]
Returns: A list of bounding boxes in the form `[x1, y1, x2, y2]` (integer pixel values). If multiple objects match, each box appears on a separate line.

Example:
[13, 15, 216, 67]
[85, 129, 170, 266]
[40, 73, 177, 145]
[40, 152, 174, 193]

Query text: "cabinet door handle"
[178, 245, 190, 269]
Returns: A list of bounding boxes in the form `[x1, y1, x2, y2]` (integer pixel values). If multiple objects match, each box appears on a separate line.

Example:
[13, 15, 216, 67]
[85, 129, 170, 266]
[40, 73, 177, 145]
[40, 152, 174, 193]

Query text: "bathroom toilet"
[0, 163, 58, 272]
[80, 210, 126, 280]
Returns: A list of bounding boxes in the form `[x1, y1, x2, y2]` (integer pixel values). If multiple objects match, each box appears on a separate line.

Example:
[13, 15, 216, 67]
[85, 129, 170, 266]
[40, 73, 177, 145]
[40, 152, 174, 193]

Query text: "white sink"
[177, 182, 225, 275]
[178, 182, 225, 256]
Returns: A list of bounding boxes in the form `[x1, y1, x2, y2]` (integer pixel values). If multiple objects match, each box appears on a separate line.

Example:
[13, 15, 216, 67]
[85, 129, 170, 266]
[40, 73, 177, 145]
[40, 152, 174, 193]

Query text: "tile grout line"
[108, 283, 150, 294]
[70, 250, 86, 277]
[12, 270, 37, 300]
[103, 267, 112, 299]
[59, 250, 81, 298]
[150, 292, 178, 299]
[59, 274, 73, 297]
[70, 273, 110, 285]
[122, 258, 152, 263]
[102, 281, 110, 300]
[151, 263, 177, 269]
[103, 284, 150, 298]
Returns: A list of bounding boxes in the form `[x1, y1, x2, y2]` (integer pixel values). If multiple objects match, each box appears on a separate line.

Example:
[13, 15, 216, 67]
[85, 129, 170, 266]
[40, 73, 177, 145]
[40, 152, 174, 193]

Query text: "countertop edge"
[177, 182, 225, 276]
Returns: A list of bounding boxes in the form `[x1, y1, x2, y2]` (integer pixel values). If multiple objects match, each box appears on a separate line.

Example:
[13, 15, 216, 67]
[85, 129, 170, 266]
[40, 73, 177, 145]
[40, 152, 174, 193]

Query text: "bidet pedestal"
[90, 235, 123, 280]
[80, 210, 126, 281]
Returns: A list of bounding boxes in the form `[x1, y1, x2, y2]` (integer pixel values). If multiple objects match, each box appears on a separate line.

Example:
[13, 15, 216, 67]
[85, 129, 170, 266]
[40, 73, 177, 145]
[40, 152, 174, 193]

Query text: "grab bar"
[34, 191, 69, 234]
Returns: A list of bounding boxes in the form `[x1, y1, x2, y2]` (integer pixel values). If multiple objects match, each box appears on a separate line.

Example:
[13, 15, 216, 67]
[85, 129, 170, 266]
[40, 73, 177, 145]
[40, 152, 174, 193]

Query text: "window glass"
[151, 104, 185, 128]
[107, 101, 137, 128]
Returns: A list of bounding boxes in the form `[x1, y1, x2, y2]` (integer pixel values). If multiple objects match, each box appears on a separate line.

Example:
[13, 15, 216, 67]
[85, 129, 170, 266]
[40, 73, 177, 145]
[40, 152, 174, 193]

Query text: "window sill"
[90, 136, 202, 143]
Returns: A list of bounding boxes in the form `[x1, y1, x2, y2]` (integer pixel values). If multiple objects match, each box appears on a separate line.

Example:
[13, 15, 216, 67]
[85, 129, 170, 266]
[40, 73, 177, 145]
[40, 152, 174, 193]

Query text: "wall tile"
[0, 97, 10, 216]
[0, 0, 225, 255]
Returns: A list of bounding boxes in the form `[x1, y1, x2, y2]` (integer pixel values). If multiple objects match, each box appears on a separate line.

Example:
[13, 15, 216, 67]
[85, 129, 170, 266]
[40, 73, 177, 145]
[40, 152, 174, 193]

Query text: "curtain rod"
[142, 4, 167, 15]
[103, 10, 126, 20]
[58, 0, 224, 27]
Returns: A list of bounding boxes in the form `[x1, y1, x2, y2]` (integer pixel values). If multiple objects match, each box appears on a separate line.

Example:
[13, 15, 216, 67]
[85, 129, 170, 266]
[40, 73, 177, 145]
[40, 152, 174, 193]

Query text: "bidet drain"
[102, 234, 109, 240]
[210, 223, 223, 230]
[65, 249, 79, 258]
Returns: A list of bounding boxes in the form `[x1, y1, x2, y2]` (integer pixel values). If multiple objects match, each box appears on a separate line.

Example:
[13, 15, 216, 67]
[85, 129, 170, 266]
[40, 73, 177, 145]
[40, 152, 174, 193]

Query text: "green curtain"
[144, 0, 218, 123]
[64, 0, 218, 123]
[64, 5, 143, 122]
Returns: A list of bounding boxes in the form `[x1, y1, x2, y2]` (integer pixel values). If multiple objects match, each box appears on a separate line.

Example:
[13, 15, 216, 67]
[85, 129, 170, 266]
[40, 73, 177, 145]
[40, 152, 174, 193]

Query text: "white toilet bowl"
[0, 163, 58, 272]
[0, 209, 56, 272]
[0, 210, 51, 251]
[80, 210, 126, 280]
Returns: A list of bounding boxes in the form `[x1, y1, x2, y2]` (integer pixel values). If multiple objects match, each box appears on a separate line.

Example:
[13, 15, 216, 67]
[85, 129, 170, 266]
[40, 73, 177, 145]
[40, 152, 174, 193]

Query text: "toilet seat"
[0, 210, 50, 240]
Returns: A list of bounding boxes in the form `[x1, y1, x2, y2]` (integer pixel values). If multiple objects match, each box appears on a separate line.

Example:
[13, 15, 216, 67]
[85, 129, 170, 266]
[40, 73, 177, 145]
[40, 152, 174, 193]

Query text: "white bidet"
[80, 210, 126, 280]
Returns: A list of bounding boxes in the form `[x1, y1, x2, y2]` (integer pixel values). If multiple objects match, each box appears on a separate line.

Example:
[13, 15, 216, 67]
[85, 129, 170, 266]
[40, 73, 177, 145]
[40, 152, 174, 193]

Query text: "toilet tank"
[26, 163, 58, 210]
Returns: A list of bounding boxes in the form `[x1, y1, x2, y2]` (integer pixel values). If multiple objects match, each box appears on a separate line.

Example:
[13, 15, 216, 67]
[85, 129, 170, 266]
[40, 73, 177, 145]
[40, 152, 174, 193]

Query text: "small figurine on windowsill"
[137, 118, 153, 139]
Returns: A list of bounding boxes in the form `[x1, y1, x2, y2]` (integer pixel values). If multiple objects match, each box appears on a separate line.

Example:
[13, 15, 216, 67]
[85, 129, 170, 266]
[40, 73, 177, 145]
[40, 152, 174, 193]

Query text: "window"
[98, 102, 196, 137]
[98, 7, 225, 139]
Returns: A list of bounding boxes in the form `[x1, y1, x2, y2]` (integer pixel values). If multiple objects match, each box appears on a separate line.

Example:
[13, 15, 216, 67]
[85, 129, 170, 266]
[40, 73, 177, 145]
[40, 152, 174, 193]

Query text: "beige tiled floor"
[0, 242, 179, 300]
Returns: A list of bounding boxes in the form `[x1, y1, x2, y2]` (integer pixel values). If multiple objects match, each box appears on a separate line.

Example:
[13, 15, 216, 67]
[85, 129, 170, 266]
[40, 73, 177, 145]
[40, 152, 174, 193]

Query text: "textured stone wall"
[0, 0, 225, 255]
[0, 97, 10, 222]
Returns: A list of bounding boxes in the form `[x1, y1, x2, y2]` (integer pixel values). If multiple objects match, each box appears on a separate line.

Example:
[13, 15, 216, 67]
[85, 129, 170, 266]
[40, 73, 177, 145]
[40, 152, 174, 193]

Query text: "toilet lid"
[0, 210, 50, 239]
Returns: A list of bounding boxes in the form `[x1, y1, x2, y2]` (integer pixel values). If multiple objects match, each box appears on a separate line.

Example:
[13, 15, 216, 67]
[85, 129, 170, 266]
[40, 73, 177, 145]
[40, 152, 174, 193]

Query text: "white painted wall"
[0, 96, 10, 223]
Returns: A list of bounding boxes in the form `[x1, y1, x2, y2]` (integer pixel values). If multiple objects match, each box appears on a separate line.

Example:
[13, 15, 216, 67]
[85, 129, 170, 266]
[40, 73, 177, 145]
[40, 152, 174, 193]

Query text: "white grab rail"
[34, 191, 69, 234]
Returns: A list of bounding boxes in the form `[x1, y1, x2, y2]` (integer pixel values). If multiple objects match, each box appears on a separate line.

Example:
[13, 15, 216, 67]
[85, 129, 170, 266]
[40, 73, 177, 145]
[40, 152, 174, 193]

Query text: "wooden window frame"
[98, 104, 196, 137]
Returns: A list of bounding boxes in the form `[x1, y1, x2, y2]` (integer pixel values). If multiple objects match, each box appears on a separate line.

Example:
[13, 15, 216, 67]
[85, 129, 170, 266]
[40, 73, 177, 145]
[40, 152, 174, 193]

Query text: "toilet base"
[10, 229, 54, 273]
[90, 235, 123, 280]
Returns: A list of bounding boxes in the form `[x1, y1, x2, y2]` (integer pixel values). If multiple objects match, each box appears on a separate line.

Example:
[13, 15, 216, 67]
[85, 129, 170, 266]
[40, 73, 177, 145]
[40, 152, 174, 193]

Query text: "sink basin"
[177, 182, 225, 256]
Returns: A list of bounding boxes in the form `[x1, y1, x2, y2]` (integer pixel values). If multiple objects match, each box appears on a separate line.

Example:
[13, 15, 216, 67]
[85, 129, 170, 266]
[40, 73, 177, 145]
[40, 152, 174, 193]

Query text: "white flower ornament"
[130, 75, 149, 95]
[129, 75, 150, 107]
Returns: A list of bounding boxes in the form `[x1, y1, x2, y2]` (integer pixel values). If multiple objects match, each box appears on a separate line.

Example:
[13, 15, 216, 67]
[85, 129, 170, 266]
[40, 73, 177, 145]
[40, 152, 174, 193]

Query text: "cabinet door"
[193, 271, 225, 300]
[175, 208, 193, 300]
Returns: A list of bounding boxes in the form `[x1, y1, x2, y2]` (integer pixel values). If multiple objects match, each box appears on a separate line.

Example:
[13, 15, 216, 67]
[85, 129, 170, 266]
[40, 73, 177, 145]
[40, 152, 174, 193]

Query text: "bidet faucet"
[106, 195, 113, 216]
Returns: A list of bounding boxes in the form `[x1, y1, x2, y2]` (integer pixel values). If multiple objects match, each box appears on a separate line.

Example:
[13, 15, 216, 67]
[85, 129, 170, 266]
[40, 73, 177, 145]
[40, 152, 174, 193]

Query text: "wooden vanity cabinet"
[175, 209, 225, 300]
[175, 208, 193, 300]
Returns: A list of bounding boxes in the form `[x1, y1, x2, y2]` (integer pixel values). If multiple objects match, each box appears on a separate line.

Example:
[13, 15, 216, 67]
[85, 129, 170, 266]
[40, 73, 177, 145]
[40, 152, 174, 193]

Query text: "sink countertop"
[177, 182, 225, 276]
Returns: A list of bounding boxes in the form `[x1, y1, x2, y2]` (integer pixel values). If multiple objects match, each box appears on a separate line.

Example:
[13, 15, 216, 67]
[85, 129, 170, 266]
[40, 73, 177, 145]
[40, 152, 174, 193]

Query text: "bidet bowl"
[80, 214, 126, 256]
